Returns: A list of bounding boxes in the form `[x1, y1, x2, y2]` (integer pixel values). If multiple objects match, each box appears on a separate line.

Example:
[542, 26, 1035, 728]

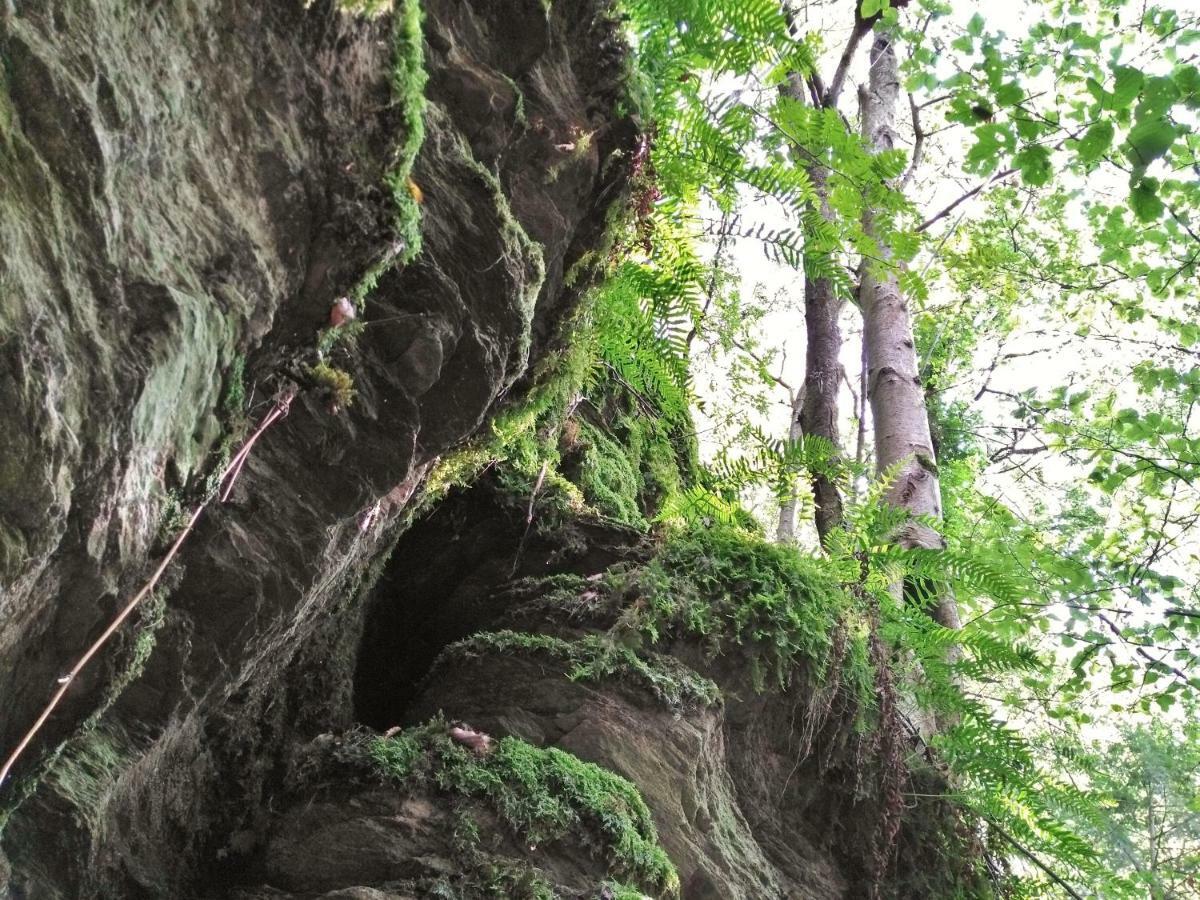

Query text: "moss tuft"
[316, 319, 365, 358]
[447, 629, 720, 710]
[45, 728, 133, 831]
[308, 362, 357, 410]
[370, 721, 679, 895]
[618, 527, 873, 700]
[386, 0, 429, 268]
[575, 419, 645, 526]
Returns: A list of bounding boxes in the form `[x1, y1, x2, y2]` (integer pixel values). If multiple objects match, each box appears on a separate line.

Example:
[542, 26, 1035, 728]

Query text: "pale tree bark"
[775, 385, 806, 543]
[859, 30, 961, 633]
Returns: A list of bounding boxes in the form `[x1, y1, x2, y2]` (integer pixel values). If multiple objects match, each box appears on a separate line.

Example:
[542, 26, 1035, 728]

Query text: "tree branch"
[984, 818, 1087, 900]
[916, 167, 1019, 233]
[824, 16, 873, 108]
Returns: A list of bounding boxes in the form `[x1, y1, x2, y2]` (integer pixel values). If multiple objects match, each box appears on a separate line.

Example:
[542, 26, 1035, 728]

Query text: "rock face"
[0, 0, 634, 895]
[0, 2, 981, 898]
[215, 481, 980, 899]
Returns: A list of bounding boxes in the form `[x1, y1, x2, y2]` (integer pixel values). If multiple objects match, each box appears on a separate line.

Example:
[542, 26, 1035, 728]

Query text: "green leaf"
[1125, 117, 1176, 168]
[1111, 65, 1144, 108]
[1136, 75, 1180, 120]
[1015, 144, 1052, 186]
[1175, 64, 1200, 108]
[860, 0, 883, 17]
[996, 82, 1023, 107]
[1076, 120, 1114, 165]
[967, 12, 985, 36]
[1130, 178, 1165, 222]
[951, 34, 974, 54]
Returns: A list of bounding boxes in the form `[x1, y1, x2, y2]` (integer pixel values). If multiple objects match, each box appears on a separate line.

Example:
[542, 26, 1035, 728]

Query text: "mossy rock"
[365, 722, 679, 897]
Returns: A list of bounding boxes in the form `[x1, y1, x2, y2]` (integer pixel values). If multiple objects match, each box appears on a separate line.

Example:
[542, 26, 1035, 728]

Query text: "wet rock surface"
[0, 0, 633, 895]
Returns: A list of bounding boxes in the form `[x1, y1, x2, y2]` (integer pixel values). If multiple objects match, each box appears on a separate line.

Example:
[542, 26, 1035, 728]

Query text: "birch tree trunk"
[775, 387, 806, 543]
[859, 30, 961, 633]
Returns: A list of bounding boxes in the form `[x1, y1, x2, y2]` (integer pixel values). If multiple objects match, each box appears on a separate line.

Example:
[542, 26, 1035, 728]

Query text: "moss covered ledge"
[368, 719, 680, 897]
[443, 630, 720, 712]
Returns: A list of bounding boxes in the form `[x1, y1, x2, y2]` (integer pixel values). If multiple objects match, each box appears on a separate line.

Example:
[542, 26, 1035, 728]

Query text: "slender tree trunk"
[859, 30, 961, 633]
[800, 188, 846, 547]
[782, 75, 845, 548]
[775, 387, 806, 543]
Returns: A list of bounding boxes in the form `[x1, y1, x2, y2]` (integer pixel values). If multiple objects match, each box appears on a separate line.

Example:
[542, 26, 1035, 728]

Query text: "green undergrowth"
[369, 720, 679, 896]
[0, 587, 168, 833]
[447, 629, 720, 710]
[419, 335, 693, 532]
[386, 0, 428, 268]
[573, 419, 644, 525]
[612, 526, 874, 704]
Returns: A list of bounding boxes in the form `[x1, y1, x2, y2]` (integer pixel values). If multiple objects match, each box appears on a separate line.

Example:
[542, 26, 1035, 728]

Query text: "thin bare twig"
[901, 92, 926, 191]
[916, 167, 1019, 233]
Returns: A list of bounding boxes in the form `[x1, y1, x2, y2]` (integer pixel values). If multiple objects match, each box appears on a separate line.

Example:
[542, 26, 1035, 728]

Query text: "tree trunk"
[800, 185, 846, 547]
[859, 30, 961, 633]
[782, 75, 845, 548]
[775, 387, 805, 543]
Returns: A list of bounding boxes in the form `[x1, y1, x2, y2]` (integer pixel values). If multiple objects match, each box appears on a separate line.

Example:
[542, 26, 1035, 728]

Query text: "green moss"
[370, 721, 679, 896]
[448, 114, 546, 364]
[619, 527, 873, 700]
[499, 73, 528, 129]
[0, 64, 12, 145]
[576, 420, 645, 525]
[604, 884, 653, 900]
[315, 318, 366, 357]
[339, 0, 428, 314]
[308, 362, 357, 410]
[221, 354, 246, 418]
[0, 588, 167, 833]
[544, 129, 593, 184]
[44, 727, 133, 831]
[0, 520, 27, 585]
[448, 630, 720, 711]
[387, 0, 428, 268]
[419, 335, 592, 515]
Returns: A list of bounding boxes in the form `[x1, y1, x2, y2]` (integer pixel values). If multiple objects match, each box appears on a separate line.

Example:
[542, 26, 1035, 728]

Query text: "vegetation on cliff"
[2, 0, 1199, 897]
[369, 720, 679, 897]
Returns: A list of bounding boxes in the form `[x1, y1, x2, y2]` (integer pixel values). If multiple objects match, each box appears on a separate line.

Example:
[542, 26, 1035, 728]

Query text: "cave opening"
[351, 479, 649, 730]
[352, 487, 528, 730]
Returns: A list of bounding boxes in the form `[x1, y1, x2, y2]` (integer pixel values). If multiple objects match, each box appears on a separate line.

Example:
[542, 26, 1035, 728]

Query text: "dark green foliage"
[621, 526, 872, 700]
[574, 420, 646, 525]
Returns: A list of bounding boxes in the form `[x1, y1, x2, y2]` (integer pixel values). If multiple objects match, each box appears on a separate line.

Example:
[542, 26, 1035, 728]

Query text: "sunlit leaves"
[1075, 119, 1114, 165]
[1130, 177, 1165, 222]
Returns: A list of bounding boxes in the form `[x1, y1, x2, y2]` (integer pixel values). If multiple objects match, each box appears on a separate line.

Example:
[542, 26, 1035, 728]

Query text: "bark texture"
[859, 31, 961, 632]
[799, 217, 846, 547]
[775, 386, 805, 543]
[781, 76, 845, 547]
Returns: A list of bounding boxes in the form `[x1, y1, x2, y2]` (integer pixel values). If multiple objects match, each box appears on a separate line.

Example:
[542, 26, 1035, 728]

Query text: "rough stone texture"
[0, 0, 633, 896]
[0, 1, 979, 898]
[221, 482, 978, 900]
